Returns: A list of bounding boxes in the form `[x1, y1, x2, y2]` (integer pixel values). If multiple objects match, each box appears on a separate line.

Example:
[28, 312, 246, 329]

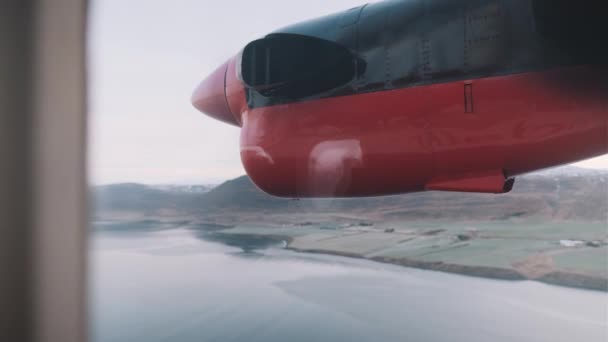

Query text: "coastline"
[94, 219, 608, 292]
[288, 244, 608, 292]
[214, 229, 608, 292]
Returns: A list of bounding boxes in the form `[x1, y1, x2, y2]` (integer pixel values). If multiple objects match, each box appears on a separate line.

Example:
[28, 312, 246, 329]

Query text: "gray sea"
[90, 226, 608, 342]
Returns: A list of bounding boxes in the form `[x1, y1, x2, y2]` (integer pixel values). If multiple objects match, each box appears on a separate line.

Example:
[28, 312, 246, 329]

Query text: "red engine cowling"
[193, 57, 607, 198]
[192, 1, 608, 198]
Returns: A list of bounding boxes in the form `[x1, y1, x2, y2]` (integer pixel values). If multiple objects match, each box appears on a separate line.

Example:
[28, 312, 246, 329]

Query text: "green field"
[215, 219, 607, 289]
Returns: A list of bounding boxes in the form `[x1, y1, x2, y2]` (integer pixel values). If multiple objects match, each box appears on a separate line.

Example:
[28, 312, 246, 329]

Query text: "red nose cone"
[192, 61, 239, 126]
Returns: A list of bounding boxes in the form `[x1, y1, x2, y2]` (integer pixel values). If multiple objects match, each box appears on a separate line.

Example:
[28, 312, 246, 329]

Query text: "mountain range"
[93, 166, 608, 222]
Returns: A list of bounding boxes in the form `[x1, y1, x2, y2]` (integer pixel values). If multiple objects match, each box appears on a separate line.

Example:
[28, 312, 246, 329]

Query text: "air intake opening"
[240, 34, 359, 99]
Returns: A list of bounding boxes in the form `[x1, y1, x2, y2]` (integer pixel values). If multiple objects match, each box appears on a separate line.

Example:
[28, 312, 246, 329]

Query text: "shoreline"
[287, 245, 608, 292]
[95, 219, 608, 292]
[209, 230, 608, 292]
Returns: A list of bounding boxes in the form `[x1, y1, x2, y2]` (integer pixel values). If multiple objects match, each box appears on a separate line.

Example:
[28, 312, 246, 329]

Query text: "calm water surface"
[91, 227, 608, 342]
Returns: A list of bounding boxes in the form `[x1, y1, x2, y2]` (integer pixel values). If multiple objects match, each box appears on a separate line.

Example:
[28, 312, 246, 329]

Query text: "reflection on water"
[90, 228, 608, 342]
[197, 231, 286, 252]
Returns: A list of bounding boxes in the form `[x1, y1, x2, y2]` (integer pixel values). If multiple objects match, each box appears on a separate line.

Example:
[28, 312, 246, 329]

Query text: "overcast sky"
[88, 0, 608, 185]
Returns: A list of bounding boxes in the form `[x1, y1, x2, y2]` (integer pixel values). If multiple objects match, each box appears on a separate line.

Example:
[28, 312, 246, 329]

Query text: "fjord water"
[91, 228, 607, 342]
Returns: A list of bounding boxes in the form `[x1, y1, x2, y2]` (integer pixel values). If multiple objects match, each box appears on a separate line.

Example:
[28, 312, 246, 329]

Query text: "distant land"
[94, 166, 608, 222]
[92, 166, 608, 291]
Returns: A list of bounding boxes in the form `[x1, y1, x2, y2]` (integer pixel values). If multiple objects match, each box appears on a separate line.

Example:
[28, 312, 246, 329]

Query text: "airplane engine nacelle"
[192, 0, 608, 198]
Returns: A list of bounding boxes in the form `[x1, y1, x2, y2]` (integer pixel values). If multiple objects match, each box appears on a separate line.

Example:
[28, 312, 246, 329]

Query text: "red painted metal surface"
[193, 58, 607, 197]
[237, 65, 607, 197]
[190, 0, 608, 198]
[426, 170, 510, 194]
[191, 61, 239, 127]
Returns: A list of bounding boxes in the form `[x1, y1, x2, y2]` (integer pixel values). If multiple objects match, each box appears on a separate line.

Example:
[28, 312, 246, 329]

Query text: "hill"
[93, 167, 608, 222]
